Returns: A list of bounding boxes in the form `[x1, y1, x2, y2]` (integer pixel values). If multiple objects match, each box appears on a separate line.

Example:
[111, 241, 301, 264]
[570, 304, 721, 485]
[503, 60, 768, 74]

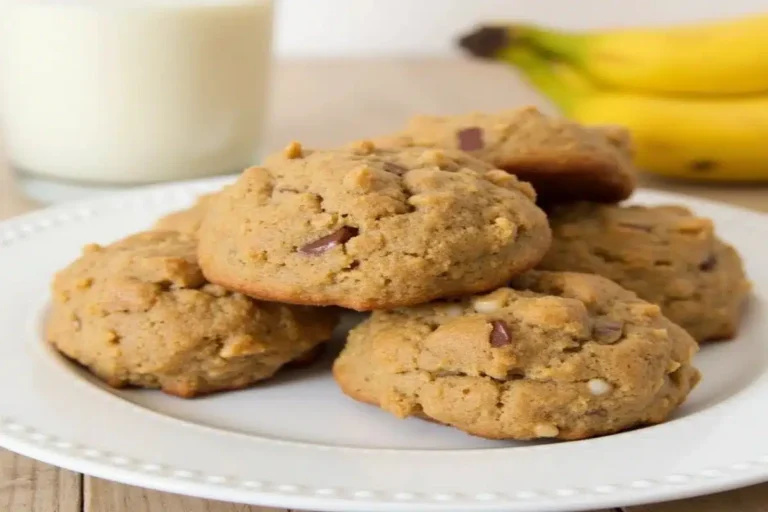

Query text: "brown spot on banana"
[689, 160, 719, 173]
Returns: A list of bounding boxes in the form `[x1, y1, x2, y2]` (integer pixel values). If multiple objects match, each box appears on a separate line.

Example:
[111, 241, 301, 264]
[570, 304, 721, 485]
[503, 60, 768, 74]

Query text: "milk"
[0, 0, 273, 184]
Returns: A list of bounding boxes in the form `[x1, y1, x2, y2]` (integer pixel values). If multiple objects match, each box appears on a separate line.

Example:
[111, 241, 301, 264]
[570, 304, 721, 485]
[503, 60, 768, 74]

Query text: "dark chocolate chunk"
[593, 319, 624, 345]
[299, 226, 359, 255]
[457, 127, 484, 151]
[699, 254, 717, 271]
[489, 320, 512, 347]
[457, 26, 509, 59]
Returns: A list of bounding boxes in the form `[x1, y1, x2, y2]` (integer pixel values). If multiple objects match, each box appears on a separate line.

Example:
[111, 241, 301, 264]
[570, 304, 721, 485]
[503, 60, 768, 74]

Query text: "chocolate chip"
[699, 254, 717, 271]
[299, 226, 359, 255]
[489, 320, 512, 347]
[383, 162, 408, 175]
[457, 127, 484, 151]
[593, 319, 624, 345]
[457, 26, 509, 59]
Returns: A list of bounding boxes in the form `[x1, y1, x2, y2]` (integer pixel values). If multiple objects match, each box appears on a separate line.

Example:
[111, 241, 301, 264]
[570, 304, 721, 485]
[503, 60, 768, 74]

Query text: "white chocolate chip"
[667, 361, 681, 372]
[472, 298, 503, 314]
[534, 424, 559, 438]
[587, 378, 612, 396]
[440, 304, 464, 318]
[472, 290, 508, 314]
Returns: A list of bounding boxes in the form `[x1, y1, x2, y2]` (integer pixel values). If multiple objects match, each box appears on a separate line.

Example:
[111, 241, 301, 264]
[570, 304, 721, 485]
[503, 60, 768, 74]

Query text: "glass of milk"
[0, 0, 273, 202]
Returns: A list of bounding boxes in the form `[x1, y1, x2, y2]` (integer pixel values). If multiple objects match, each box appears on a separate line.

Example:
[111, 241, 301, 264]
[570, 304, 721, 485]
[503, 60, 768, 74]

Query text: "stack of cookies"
[48, 106, 750, 441]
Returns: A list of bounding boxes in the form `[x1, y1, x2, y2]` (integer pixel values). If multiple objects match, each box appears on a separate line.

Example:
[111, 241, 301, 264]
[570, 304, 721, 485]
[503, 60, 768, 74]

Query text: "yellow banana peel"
[489, 47, 768, 182]
[461, 14, 768, 95]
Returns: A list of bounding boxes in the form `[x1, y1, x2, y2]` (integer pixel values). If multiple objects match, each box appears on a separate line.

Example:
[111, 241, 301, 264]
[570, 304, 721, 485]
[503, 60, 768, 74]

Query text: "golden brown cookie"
[596, 125, 634, 158]
[537, 202, 751, 342]
[375, 106, 636, 204]
[197, 141, 551, 311]
[152, 192, 218, 235]
[333, 271, 700, 440]
[47, 231, 338, 397]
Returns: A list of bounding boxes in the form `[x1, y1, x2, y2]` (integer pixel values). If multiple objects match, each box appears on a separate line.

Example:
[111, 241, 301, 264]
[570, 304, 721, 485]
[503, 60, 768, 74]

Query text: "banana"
[501, 48, 768, 182]
[459, 14, 768, 95]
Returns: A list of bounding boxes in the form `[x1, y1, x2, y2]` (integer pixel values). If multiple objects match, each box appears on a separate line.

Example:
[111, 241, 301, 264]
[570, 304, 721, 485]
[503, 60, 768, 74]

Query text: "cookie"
[596, 124, 634, 157]
[333, 271, 700, 440]
[47, 231, 338, 397]
[537, 203, 751, 342]
[197, 141, 551, 311]
[153, 192, 217, 235]
[375, 106, 636, 204]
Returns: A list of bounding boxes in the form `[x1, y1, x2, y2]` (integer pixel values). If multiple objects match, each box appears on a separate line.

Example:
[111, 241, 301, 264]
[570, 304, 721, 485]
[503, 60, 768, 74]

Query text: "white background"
[274, 0, 768, 57]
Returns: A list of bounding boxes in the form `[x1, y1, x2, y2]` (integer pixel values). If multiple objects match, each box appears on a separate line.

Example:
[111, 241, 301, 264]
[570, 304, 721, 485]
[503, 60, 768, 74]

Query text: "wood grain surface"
[0, 58, 766, 512]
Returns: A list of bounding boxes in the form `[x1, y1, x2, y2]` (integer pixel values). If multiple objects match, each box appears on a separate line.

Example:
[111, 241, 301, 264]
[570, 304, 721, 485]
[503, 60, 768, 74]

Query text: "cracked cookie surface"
[375, 106, 636, 204]
[47, 231, 338, 397]
[537, 203, 751, 342]
[332, 271, 700, 440]
[197, 141, 551, 311]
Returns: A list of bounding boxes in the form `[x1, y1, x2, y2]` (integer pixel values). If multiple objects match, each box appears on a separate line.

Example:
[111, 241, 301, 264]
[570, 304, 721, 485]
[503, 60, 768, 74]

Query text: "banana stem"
[501, 48, 586, 114]
[512, 25, 590, 63]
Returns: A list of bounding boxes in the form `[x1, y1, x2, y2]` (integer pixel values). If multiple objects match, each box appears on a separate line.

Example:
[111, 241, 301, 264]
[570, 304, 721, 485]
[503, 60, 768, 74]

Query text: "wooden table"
[1, 59, 766, 512]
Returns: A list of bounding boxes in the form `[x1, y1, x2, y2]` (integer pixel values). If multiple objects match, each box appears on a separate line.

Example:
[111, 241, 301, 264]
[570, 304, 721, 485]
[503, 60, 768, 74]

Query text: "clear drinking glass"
[0, 0, 273, 203]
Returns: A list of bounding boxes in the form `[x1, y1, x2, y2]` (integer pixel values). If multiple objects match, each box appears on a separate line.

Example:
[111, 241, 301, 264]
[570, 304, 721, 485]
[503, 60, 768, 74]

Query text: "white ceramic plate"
[0, 177, 766, 512]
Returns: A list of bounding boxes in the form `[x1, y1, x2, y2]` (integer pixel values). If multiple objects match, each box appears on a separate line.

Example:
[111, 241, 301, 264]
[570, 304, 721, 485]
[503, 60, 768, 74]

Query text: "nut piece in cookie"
[537, 202, 751, 342]
[374, 106, 636, 205]
[47, 231, 338, 397]
[197, 141, 551, 311]
[333, 271, 700, 440]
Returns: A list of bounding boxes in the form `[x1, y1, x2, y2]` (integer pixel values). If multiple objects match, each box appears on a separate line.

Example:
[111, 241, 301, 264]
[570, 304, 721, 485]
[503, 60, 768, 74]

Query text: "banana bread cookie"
[47, 231, 338, 397]
[375, 106, 636, 204]
[537, 203, 751, 342]
[333, 271, 700, 440]
[153, 192, 217, 235]
[197, 141, 551, 311]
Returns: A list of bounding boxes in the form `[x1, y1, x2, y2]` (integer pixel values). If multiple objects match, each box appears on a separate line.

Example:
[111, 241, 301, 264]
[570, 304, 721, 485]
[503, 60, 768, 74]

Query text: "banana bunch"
[459, 14, 768, 182]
